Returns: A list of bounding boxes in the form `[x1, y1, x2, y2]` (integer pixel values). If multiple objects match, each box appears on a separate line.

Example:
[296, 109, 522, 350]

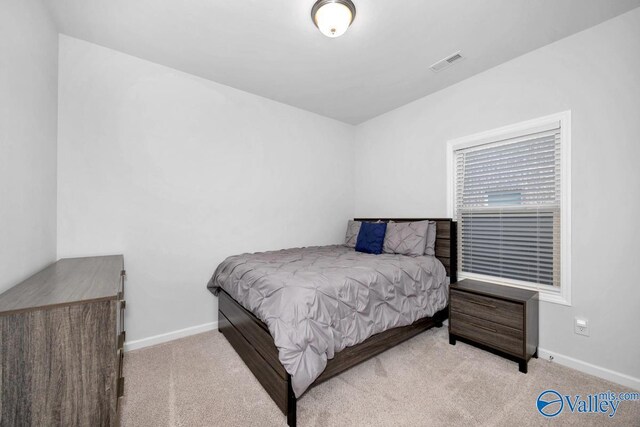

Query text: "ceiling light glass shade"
[312, 0, 356, 38]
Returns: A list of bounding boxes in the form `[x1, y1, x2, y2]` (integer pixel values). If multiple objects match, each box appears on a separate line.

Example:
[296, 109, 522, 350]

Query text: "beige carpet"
[119, 327, 639, 426]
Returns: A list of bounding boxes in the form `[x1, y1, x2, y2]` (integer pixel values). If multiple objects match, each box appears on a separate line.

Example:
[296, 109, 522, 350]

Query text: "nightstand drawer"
[450, 311, 523, 357]
[451, 289, 523, 330]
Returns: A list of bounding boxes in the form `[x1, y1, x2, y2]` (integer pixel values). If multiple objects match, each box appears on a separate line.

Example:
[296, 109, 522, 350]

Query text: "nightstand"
[449, 279, 539, 373]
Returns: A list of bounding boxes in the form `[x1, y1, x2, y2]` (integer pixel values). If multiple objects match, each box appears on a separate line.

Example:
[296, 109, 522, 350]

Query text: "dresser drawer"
[450, 311, 524, 357]
[451, 289, 523, 330]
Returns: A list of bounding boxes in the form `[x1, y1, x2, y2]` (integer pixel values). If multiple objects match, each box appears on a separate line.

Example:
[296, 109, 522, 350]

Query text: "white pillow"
[383, 221, 429, 256]
[424, 221, 437, 256]
[344, 220, 361, 248]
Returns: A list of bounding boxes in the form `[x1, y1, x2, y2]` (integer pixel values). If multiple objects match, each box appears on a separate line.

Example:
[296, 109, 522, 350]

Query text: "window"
[447, 112, 571, 305]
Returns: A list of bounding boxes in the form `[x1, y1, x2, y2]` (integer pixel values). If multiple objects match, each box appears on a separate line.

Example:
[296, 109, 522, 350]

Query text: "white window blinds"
[454, 124, 561, 288]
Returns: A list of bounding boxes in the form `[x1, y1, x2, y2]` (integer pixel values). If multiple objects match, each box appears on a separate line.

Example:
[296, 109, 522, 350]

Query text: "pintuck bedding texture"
[208, 244, 448, 397]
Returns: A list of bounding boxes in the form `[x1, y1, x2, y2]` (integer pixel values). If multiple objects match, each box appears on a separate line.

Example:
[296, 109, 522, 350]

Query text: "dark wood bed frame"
[212, 218, 457, 426]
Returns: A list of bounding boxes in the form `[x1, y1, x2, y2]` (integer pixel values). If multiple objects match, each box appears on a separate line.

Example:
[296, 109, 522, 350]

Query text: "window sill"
[539, 291, 571, 306]
[456, 273, 571, 306]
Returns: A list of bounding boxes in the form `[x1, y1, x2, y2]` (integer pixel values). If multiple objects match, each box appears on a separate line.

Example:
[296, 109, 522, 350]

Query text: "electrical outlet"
[575, 318, 589, 336]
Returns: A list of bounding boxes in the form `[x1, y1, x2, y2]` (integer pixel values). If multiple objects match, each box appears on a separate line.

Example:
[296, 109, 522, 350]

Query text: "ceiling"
[47, 0, 640, 124]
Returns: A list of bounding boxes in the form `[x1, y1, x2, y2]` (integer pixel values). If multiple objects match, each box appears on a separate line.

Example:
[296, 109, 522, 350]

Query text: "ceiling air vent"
[430, 51, 464, 72]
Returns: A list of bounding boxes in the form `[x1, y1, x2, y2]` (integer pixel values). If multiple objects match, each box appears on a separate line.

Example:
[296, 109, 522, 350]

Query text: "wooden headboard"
[354, 218, 457, 282]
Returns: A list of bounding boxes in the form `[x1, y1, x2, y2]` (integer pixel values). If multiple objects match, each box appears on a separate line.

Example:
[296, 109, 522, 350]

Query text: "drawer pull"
[118, 350, 124, 377]
[468, 300, 496, 309]
[469, 322, 497, 333]
[118, 331, 126, 349]
[120, 300, 126, 309]
[117, 377, 125, 398]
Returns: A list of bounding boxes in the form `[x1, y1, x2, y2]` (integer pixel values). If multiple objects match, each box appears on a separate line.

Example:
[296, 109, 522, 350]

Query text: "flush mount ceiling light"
[311, 0, 356, 38]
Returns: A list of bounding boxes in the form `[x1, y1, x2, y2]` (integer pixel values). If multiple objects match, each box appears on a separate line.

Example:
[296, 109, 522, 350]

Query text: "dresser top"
[450, 279, 538, 303]
[0, 255, 123, 316]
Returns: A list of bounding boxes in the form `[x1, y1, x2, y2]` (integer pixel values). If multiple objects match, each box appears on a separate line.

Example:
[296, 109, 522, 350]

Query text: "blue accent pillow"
[355, 222, 387, 255]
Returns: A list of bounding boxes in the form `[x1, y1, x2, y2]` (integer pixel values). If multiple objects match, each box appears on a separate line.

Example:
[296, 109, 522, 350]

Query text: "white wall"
[355, 9, 640, 385]
[0, 0, 58, 293]
[50, 6, 640, 387]
[57, 36, 355, 343]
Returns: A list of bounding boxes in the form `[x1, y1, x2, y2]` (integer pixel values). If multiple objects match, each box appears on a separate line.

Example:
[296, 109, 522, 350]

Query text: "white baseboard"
[124, 321, 218, 352]
[538, 347, 640, 391]
[122, 324, 639, 391]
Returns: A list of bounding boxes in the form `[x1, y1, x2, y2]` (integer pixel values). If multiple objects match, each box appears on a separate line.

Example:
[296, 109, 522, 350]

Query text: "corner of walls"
[350, 8, 640, 387]
[56, 36, 358, 345]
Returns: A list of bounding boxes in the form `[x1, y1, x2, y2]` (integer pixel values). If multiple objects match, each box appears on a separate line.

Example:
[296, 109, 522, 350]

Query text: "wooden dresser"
[0, 256, 126, 426]
[449, 279, 538, 373]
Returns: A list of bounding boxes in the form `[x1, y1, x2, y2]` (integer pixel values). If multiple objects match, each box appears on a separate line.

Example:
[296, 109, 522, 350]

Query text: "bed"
[207, 218, 457, 426]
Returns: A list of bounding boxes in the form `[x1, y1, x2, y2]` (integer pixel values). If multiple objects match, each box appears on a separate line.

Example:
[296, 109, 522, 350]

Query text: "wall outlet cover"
[574, 317, 589, 336]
